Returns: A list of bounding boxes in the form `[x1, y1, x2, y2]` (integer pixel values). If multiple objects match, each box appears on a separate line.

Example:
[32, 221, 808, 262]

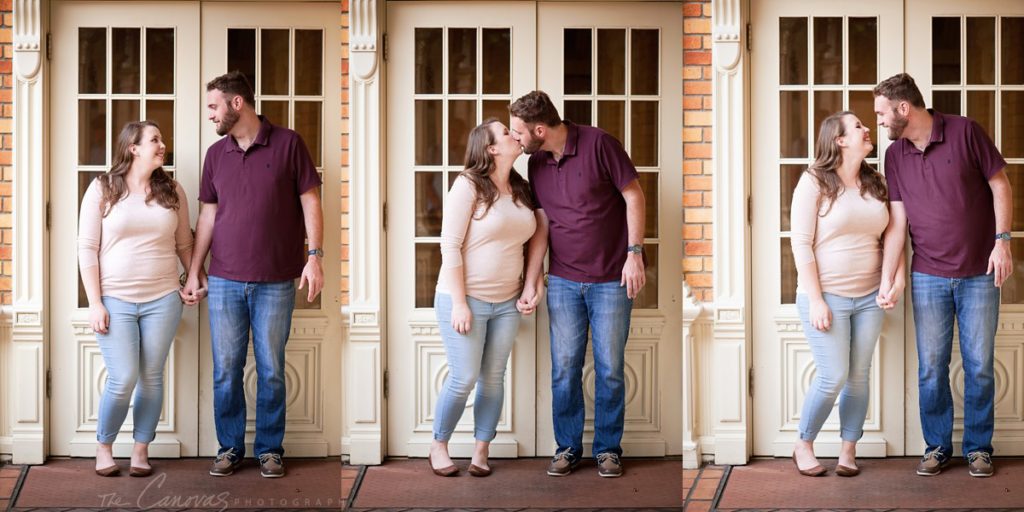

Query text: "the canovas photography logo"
[97, 472, 343, 511]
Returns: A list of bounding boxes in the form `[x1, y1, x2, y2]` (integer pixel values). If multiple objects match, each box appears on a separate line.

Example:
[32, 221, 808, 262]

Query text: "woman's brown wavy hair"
[460, 118, 534, 218]
[807, 111, 887, 216]
[98, 121, 179, 216]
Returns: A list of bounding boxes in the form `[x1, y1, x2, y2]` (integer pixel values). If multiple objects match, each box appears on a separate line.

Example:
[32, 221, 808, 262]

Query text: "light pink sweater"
[790, 172, 889, 298]
[78, 179, 193, 303]
[436, 176, 537, 303]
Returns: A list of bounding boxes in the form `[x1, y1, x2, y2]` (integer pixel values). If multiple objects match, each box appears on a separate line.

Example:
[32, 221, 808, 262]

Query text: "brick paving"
[683, 464, 728, 511]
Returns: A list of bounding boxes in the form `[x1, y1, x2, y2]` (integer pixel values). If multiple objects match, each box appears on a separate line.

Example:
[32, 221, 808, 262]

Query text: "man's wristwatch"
[627, 244, 643, 255]
[308, 248, 324, 258]
[995, 232, 1012, 242]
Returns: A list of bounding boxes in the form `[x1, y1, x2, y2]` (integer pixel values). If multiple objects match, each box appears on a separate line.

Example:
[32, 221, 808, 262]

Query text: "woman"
[790, 112, 904, 477]
[428, 118, 547, 477]
[79, 121, 202, 477]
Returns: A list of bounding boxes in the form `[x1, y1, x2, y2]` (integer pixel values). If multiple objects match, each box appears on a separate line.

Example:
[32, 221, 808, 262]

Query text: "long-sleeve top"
[436, 175, 537, 303]
[78, 179, 193, 303]
[790, 172, 889, 298]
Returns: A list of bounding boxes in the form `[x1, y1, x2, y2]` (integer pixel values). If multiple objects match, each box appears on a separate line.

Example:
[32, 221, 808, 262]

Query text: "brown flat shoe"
[95, 465, 120, 477]
[130, 466, 153, 477]
[468, 463, 491, 477]
[428, 452, 458, 477]
[792, 452, 827, 477]
[835, 464, 860, 477]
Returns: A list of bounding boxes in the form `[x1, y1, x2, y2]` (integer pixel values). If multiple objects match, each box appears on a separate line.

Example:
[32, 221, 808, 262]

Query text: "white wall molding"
[345, 0, 385, 465]
[682, 284, 709, 468]
[710, 0, 751, 465]
[11, 0, 48, 464]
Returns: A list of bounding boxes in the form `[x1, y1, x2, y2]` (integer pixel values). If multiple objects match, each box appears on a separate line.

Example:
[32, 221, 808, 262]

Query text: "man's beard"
[521, 137, 543, 154]
[215, 107, 241, 136]
[887, 110, 908, 140]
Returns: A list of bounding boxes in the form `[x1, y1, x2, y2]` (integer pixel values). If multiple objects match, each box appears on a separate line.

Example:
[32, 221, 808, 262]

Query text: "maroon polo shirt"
[884, 110, 1007, 278]
[199, 116, 322, 282]
[528, 122, 639, 283]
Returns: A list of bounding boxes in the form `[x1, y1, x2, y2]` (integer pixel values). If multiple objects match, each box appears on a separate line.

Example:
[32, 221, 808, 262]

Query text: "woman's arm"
[790, 174, 831, 331]
[77, 181, 108, 333]
[518, 208, 549, 315]
[438, 178, 476, 334]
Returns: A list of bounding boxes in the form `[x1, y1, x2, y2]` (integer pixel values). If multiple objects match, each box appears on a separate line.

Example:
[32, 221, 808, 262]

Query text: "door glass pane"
[228, 28, 257, 90]
[482, 100, 508, 124]
[780, 164, 804, 232]
[813, 18, 842, 85]
[79, 27, 106, 94]
[564, 100, 592, 125]
[781, 238, 797, 304]
[630, 100, 658, 167]
[634, 244, 658, 309]
[112, 28, 141, 94]
[813, 90, 842, 148]
[1002, 91, 1024, 158]
[112, 100, 140, 156]
[415, 100, 442, 165]
[294, 101, 323, 167]
[598, 29, 625, 95]
[448, 28, 477, 94]
[596, 100, 624, 145]
[482, 29, 511, 95]
[415, 28, 443, 94]
[780, 18, 808, 85]
[79, 99, 106, 166]
[631, 29, 659, 95]
[78, 171, 106, 308]
[294, 30, 323, 96]
[416, 243, 442, 308]
[1005, 164, 1024, 231]
[1002, 236, 1024, 303]
[933, 17, 961, 85]
[932, 90, 960, 115]
[261, 100, 288, 127]
[637, 172, 658, 238]
[146, 28, 174, 94]
[147, 100, 174, 167]
[1002, 18, 1024, 85]
[780, 91, 808, 158]
[967, 17, 995, 85]
[448, 100, 476, 166]
[966, 90, 995, 141]
[564, 28, 592, 94]
[261, 29, 290, 95]
[416, 172, 444, 237]
[849, 91, 878, 159]
[848, 18, 877, 84]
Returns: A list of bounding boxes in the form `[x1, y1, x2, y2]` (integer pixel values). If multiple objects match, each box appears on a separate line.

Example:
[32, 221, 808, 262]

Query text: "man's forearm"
[301, 189, 324, 251]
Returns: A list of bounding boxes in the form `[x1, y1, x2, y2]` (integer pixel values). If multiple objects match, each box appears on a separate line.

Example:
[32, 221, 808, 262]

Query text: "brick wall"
[339, 0, 350, 306]
[0, 0, 12, 306]
[682, 0, 713, 303]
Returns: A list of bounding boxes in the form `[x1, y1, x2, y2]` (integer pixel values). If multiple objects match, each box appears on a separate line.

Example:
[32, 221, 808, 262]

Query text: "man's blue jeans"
[912, 272, 999, 459]
[208, 276, 295, 458]
[547, 275, 632, 460]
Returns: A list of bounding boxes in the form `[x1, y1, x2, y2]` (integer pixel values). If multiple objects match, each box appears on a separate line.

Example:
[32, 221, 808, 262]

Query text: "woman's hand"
[517, 280, 545, 315]
[89, 304, 110, 334]
[451, 301, 473, 335]
[809, 297, 832, 331]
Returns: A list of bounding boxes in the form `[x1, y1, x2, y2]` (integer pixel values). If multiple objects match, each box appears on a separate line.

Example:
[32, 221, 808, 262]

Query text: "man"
[185, 71, 324, 478]
[874, 73, 1011, 478]
[509, 91, 646, 478]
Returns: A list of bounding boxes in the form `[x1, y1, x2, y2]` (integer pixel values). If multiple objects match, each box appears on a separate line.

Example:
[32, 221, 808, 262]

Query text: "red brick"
[703, 96, 713, 110]
[684, 19, 711, 35]
[683, 191, 703, 207]
[686, 241, 712, 256]
[703, 257, 714, 271]
[683, 225, 703, 240]
[684, 143, 712, 159]
[687, 273, 713, 288]
[684, 51, 711, 66]
[683, 97, 703, 111]
[684, 80, 711, 95]
[683, 161, 703, 175]
[683, 257, 703, 272]
[683, 35, 703, 50]
[685, 175, 711, 191]
[683, 3, 704, 17]
[0, 1, 11, 11]
[682, 127, 702, 142]
[684, 111, 712, 126]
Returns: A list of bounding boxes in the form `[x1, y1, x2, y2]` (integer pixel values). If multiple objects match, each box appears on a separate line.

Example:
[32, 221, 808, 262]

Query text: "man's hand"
[517, 277, 545, 315]
[299, 255, 325, 302]
[621, 253, 646, 299]
[181, 273, 208, 306]
[876, 275, 906, 310]
[988, 240, 1013, 287]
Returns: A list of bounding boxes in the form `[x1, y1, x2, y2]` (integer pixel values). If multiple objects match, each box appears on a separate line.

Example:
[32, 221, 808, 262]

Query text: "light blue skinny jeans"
[96, 290, 182, 444]
[796, 291, 883, 442]
[433, 293, 521, 442]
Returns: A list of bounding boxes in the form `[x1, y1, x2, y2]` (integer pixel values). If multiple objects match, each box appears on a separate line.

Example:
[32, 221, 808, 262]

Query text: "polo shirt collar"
[545, 121, 579, 164]
[902, 109, 944, 155]
[225, 115, 273, 153]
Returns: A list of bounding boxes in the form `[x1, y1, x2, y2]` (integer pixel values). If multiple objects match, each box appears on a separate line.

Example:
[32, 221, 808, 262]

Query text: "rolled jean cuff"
[134, 429, 157, 444]
[475, 428, 497, 442]
[798, 431, 817, 441]
[433, 431, 453, 442]
[840, 428, 864, 443]
[96, 432, 119, 444]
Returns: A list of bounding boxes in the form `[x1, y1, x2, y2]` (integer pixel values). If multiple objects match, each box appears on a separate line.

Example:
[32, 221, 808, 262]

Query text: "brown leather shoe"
[130, 465, 153, 477]
[428, 452, 458, 477]
[468, 463, 491, 477]
[95, 464, 120, 477]
[792, 452, 827, 476]
[834, 464, 860, 477]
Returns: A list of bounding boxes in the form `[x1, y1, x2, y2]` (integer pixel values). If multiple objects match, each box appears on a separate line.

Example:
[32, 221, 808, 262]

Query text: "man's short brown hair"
[873, 73, 926, 109]
[509, 90, 562, 127]
[206, 71, 256, 108]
